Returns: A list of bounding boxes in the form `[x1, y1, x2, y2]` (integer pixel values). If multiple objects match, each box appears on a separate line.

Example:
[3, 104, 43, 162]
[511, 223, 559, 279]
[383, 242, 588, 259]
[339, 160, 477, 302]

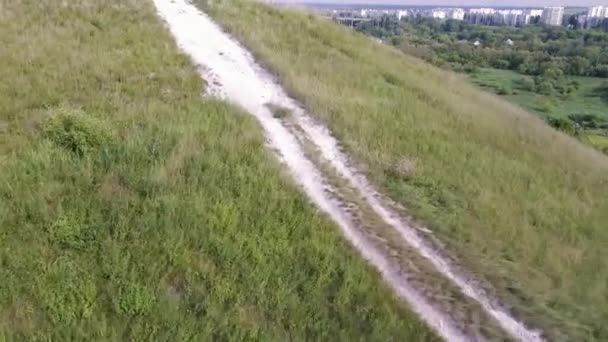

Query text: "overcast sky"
[292, 0, 607, 6]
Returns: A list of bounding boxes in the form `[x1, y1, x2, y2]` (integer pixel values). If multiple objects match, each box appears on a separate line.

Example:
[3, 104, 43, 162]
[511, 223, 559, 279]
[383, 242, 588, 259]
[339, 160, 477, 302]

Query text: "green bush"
[518, 77, 536, 92]
[492, 59, 510, 69]
[548, 117, 576, 135]
[116, 283, 155, 316]
[537, 80, 555, 96]
[568, 113, 605, 129]
[569, 79, 580, 90]
[389, 36, 401, 46]
[40, 258, 97, 326]
[42, 108, 111, 156]
[48, 215, 87, 250]
[463, 63, 479, 74]
[452, 63, 478, 74]
[496, 85, 512, 95]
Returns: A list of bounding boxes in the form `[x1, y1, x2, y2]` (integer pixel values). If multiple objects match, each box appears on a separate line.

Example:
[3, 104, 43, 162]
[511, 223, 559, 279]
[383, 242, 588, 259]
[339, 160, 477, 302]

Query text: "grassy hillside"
[0, 1, 436, 340]
[201, 1, 608, 340]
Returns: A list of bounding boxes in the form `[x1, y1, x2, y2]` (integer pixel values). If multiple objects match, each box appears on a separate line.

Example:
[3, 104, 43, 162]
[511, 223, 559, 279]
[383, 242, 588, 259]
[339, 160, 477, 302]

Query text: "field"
[201, 1, 608, 340]
[0, 1, 436, 340]
[469, 68, 608, 120]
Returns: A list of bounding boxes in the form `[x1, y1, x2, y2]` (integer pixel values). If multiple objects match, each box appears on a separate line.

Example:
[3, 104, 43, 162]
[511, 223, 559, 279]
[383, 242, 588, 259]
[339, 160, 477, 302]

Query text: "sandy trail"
[152, 1, 542, 341]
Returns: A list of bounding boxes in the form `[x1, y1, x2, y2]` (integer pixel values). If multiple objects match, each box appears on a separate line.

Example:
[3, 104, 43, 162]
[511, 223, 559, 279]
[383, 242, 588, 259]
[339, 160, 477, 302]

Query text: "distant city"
[296, 4, 608, 29]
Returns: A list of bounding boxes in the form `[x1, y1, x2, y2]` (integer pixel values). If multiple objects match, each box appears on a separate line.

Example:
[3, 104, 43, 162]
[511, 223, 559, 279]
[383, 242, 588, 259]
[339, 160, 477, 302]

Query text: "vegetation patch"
[115, 282, 156, 316]
[38, 257, 98, 326]
[42, 108, 111, 157]
[47, 215, 89, 250]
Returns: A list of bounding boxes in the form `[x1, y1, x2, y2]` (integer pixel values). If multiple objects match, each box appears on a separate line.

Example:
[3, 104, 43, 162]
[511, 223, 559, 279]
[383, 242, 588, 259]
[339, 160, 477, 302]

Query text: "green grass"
[582, 132, 608, 153]
[200, 1, 608, 340]
[0, 1, 436, 340]
[469, 68, 608, 121]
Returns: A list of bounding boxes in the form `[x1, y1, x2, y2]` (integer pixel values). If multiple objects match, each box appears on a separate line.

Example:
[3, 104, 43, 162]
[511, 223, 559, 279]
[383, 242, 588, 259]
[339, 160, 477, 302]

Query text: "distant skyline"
[289, 0, 607, 7]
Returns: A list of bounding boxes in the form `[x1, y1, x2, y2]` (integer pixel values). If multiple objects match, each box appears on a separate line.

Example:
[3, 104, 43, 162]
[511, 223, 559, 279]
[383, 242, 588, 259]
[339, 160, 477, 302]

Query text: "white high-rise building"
[529, 9, 544, 17]
[432, 10, 447, 19]
[541, 7, 564, 26]
[450, 9, 465, 21]
[470, 8, 496, 15]
[588, 6, 606, 18]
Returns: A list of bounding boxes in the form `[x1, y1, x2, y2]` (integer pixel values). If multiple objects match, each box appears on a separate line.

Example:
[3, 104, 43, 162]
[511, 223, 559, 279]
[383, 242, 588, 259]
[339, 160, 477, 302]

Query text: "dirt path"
[152, 1, 543, 341]
[288, 111, 543, 342]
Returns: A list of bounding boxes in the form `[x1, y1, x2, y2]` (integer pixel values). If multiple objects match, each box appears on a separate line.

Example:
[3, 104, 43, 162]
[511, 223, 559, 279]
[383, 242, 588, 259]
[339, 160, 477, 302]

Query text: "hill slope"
[0, 1, 435, 340]
[199, 1, 608, 340]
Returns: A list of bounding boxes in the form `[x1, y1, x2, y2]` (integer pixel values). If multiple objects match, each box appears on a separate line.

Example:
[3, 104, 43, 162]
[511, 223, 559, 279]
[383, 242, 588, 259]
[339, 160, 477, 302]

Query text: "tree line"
[356, 16, 608, 78]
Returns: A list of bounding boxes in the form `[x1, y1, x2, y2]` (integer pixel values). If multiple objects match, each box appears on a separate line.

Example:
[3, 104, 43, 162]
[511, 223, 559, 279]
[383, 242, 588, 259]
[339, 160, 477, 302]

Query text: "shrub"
[40, 258, 97, 325]
[389, 36, 401, 46]
[462, 63, 479, 74]
[492, 59, 511, 69]
[569, 79, 580, 90]
[496, 86, 512, 95]
[567, 113, 607, 130]
[518, 77, 536, 92]
[42, 108, 111, 156]
[548, 117, 576, 135]
[48, 215, 86, 250]
[536, 80, 555, 96]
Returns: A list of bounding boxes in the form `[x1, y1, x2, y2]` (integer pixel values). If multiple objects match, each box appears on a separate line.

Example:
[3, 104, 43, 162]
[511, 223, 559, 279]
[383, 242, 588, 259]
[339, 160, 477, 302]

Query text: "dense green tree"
[568, 56, 591, 75]
[355, 14, 608, 77]
[537, 79, 555, 95]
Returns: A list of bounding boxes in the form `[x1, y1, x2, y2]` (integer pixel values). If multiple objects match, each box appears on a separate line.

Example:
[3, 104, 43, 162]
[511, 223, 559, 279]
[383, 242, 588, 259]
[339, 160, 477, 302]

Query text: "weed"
[116, 283, 155, 316]
[42, 108, 111, 157]
[47, 215, 87, 250]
